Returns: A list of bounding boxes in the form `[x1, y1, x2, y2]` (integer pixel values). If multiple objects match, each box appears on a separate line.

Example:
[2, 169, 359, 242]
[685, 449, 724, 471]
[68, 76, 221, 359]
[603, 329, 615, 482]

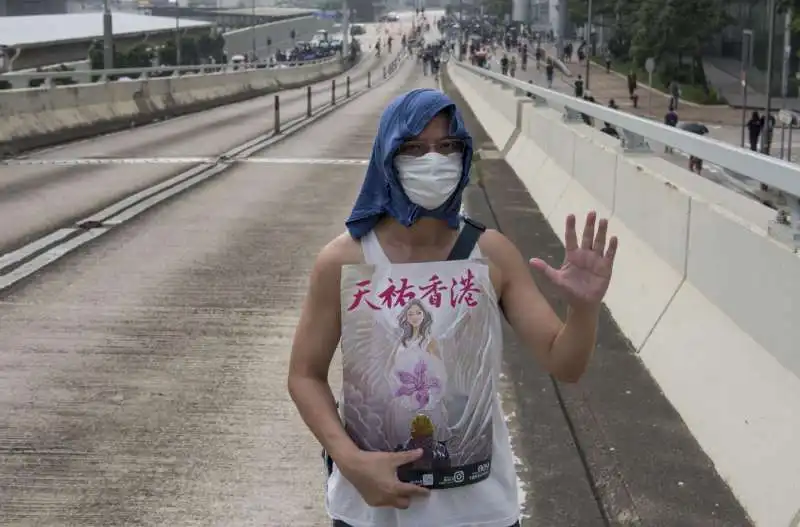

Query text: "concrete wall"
[448, 63, 800, 527]
[223, 16, 336, 60]
[0, 58, 344, 154]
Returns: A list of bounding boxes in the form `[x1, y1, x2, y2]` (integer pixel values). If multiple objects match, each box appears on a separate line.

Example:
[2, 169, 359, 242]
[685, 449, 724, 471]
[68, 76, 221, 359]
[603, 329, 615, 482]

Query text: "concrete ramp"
[448, 63, 800, 527]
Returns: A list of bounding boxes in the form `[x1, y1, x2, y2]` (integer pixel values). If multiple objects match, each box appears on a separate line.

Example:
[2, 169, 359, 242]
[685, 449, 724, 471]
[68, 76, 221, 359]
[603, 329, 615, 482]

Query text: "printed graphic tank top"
[326, 224, 520, 527]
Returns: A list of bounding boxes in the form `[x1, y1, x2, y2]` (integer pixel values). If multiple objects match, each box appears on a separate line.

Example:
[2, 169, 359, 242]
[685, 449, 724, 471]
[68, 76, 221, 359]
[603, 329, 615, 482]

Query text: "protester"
[288, 88, 618, 527]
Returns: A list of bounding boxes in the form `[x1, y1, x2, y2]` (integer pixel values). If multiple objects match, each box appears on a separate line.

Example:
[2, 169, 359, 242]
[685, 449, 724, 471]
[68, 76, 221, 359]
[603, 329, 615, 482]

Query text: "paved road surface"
[0, 33, 396, 255]
[0, 18, 751, 525]
[0, 22, 415, 527]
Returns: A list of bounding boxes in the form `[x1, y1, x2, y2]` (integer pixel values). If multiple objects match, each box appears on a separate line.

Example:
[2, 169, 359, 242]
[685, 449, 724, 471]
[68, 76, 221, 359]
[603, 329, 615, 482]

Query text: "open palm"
[530, 211, 618, 309]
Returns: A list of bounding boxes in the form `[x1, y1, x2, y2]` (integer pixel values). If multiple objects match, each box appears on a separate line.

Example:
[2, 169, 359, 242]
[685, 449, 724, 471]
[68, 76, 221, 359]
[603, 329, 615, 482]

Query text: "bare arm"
[482, 230, 597, 383]
[287, 240, 360, 466]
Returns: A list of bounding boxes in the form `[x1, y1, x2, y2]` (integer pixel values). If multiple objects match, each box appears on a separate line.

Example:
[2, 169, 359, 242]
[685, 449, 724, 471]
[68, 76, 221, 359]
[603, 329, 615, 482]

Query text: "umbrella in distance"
[679, 122, 710, 135]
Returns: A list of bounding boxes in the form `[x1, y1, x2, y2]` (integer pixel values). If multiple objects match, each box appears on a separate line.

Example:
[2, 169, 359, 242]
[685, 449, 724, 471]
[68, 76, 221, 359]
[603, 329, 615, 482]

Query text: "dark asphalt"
[442, 67, 754, 526]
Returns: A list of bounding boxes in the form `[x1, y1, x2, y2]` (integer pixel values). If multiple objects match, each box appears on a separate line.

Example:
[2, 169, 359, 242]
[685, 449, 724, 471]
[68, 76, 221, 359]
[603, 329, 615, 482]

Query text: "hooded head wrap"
[345, 88, 473, 239]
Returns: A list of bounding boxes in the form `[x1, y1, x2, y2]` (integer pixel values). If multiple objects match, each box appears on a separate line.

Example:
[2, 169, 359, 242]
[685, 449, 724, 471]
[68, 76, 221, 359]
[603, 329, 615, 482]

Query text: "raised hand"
[339, 449, 430, 509]
[529, 211, 618, 310]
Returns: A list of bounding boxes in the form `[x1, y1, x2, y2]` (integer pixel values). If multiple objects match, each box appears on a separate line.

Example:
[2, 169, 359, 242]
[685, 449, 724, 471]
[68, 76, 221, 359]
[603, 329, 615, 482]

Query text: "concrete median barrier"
[448, 63, 800, 527]
[0, 58, 346, 155]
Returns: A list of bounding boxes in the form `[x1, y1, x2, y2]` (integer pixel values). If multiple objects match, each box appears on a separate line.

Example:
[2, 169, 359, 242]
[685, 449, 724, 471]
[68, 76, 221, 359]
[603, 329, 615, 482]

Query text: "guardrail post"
[767, 195, 800, 251]
[367, 71, 371, 88]
[561, 107, 583, 123]
[274, 95, 280, 135]
[331, 79, 336, 105]
[346, 76, 351, 98]
[619, 129, 651, 153]
[306, 85, 312, 118]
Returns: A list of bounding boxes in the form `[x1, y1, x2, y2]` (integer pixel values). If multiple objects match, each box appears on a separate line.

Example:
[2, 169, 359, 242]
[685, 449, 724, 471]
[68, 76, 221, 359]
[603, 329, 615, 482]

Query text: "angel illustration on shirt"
[340, 264, 498, 466]
[385, 298, 450, 448]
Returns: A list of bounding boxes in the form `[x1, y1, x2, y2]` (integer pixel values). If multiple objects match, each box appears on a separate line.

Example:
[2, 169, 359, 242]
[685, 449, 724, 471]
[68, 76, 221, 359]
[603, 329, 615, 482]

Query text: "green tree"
[568, 0, 616, 28]
[629, 0, 727, 85]
[482, 0, 511, 19]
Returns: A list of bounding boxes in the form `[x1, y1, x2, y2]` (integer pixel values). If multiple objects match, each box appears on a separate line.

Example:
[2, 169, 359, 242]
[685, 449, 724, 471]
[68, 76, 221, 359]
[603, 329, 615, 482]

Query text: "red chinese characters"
[450, 268, 480, 307]
[419, 274, 447, 308]
[377, 278, 416, 308]
[347, 270, 482, 312]
[347, 279, 380, 311]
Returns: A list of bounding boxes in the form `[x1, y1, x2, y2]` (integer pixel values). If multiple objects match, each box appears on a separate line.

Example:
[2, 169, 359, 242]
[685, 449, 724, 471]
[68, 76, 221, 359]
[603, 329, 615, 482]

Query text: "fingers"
[395, 481, 431, 498]
[529, 258, 559, 282]
[581, 211, 596, 250]
[564, 214, 578, 251]
[605, 236, 619, 263]
[594, 218, 608, 255]
[390, 448, 424, 467]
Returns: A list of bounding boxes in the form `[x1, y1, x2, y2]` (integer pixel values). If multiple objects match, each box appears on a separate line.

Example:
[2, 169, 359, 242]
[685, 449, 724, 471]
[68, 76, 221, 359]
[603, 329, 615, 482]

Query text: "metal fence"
[0, 56, 338, 89]
[452, 60, 800, 249]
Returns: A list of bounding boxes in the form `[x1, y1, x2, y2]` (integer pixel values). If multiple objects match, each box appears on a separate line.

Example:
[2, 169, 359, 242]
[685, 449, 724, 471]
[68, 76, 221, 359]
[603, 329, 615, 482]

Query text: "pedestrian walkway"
[509, 44, 744, 126]
[478, 49, 769, 203]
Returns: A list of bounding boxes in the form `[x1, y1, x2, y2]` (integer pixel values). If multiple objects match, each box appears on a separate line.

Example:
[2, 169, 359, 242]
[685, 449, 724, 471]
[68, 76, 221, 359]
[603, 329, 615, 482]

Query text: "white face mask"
[395, 152, 464, 210]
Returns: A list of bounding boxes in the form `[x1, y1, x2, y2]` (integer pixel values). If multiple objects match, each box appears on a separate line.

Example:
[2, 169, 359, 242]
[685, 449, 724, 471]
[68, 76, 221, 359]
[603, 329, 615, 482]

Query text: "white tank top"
[326, 224, 520, 527]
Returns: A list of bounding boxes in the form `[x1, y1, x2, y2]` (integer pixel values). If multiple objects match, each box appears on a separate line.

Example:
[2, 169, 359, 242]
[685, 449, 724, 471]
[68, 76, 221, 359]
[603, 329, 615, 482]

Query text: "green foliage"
[88, 32, 225, 74]
[568, 0, 616, 27]
[578, 0, 728, 102]
[483, 0, 511, 18]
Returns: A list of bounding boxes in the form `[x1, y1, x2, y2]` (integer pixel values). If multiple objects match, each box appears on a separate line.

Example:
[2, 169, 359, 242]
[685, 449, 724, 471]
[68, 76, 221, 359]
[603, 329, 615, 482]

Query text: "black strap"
[446, 216, 486, 261]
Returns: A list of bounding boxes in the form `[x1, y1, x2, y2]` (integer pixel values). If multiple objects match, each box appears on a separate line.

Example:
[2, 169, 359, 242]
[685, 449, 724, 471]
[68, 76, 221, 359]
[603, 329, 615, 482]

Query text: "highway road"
[0, 12, 752, 526]
[0, 21, 413, 527]
[0, 41, 393, 255]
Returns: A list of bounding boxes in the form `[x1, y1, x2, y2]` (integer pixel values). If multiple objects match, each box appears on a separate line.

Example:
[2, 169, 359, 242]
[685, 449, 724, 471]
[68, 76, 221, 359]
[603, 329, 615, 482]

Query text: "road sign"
[645, 57, 655, 74]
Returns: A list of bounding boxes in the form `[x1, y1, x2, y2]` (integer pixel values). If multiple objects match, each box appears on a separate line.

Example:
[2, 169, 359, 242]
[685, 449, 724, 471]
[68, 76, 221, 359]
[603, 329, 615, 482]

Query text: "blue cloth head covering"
[345, 88, 473, 239]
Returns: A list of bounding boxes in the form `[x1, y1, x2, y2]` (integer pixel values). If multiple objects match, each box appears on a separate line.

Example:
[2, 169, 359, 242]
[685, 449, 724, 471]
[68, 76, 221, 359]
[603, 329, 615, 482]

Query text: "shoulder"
[310, 232, 364, 286]
[476, 228, 529, 297]
[317, 232, 364, 266]
[477, 228, 525, 266]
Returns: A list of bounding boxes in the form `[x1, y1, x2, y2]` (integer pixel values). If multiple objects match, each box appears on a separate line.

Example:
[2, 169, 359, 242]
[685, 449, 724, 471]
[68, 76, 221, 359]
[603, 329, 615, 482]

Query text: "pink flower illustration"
[395, 360, 441, 409]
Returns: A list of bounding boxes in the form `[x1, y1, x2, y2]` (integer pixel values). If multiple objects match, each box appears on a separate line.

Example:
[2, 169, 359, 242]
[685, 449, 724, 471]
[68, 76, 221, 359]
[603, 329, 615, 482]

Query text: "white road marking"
[2, 157, 371, 167]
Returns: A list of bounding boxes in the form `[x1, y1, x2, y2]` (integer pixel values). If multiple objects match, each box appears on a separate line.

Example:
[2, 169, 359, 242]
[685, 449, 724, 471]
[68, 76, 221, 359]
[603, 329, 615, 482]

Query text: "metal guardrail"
[0, 56, 339, 88]
[452, 60, 800, 249]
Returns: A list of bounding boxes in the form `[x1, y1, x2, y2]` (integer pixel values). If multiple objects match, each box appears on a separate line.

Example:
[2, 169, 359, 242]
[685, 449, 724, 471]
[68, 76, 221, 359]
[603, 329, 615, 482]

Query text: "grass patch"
[591, 56, 726, 105]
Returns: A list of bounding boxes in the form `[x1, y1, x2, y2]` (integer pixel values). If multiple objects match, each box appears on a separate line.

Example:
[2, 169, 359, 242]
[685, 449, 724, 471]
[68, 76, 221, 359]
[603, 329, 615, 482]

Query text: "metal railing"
[452, 60, 800, 250]
[0, 56, 339, 89]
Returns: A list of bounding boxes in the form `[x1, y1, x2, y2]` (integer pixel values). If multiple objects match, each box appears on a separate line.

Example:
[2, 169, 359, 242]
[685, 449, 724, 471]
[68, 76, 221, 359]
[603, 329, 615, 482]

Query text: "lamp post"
[584, 0, 592, 89]
[341, 0, 350, 59]
[251, 0, 257, 62]
[175, 5, 181, 67]
[763, 0, 777, 155]
[102, 0, 113, 70]
[740, 29, 754, 148]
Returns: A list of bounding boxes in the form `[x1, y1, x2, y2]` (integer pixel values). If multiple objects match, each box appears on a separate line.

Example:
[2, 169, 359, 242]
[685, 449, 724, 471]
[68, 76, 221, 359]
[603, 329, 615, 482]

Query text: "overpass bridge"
[0, 17, 798, 526]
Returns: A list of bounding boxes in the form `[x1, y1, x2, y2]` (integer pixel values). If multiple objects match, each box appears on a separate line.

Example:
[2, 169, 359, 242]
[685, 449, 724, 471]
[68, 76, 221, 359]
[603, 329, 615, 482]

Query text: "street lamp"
[251, 0, 257, 62]
[740, 29, 754, 148]
[584, 0, 592, 89]
[175, 5, 182, 67]
[763, 0, 777, 154]
[102, 0, 113, 70]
